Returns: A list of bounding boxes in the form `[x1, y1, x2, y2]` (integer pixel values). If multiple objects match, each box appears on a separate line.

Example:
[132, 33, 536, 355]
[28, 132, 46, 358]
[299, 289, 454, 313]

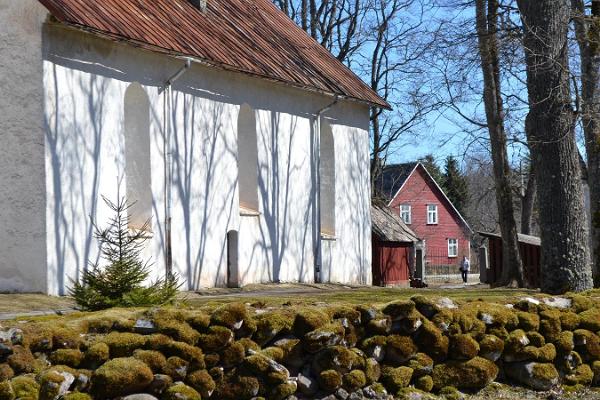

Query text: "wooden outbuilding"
[479, 231, 541, 287]
[372, 204, 420, 286]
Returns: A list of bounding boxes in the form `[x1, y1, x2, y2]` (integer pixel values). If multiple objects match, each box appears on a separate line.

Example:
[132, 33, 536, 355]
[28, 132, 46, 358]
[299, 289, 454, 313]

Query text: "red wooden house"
[377, 163, 473, 268]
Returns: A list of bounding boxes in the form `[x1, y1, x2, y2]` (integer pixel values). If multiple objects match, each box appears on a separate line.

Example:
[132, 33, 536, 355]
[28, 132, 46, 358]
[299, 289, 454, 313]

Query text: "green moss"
[303, 322, 345, 353]
[564, 363, 594, 386]
[449, 334, 479, 360]
[536, 343, 557, 363]
[414, 321, 449, 362]
[486, 326, 509, 341]
[237, 337, 260, 352]
[526, 331, 546, 348]
[144, 333, 172, 350]
[242, 353, 288, 384]
[7, 346, 35, 374]
[380, 366, 413, 393]
[48, 349, 83, 368]
[38, 366, 76, 400]
[467, 302, 518, 328]
[556, 331, 575, 354]
[342, 370, 366, 391]
[186, 369, 216, 398]
[432, 357, 498, 390]
[133, 349, 167, 373]
[410, 295, 441, 319]
[539, 311, 562, 342]
[318, 369, 342, 392]
[21, 325, 53, 352]
[0, 381, 14, 400]
[438, 386, 462, 400]
[197, 326, 234, 352]
[365, 316, 392, 335]
[517, 311, 540, 331]
[253, 311, 294, 346]
[592, 360, 600, 385]
[478, 334, 503, 361]
[211, 303, 249, 330]
[414, 375, 434, 392]
[185, 311, 211, 332]
[560, 311, 581, 331]
[312, 346, 359, 374]
[162, 383, 201, 400]
[364, 358, 381, 384]
[160, 341, 205, 369]
[269, 382, 297, 400]
[407, 353, 434, 377]
[90, 357, 154, 398]
[221, 342, 246, 367]
[385, 335, 417, 365]
[101, 332, 147, 357]
[203, 353, 220, 369]
[82, 342, 109, 369]
[213, 375, 259, 400]
[513, 299, 539, 313]
[292, 309, 329, 337]
[154, 319, 200, 345]
[10, 376, 39, 400]
[569, 295, 594, 313]
[574, 329, 600, 361]
[62, 393, 91, 400]
[165, 356, 189, 380]
[327, 306, 362, 325]
[260, 347, 284, 362]
[52, 327, 82, 350]
[0, 365, 14, 382]
[382, 300, 416, 319]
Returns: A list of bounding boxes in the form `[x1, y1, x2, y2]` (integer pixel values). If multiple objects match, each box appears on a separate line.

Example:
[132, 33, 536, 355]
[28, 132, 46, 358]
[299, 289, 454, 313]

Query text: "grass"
[0, 293, 74, 314]
[184, 285, 540, 309]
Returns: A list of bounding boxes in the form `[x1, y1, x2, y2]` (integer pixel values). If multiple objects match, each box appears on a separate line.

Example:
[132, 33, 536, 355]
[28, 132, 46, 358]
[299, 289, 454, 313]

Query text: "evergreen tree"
[418, 154, 445, 187]
[70, 195, 181, 311]
[442, 156, 468, 214]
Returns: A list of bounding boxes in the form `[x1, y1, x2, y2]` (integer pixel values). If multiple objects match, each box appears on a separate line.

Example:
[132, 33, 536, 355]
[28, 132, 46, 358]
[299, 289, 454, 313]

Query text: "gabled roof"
[38, 0, 389, 109]
[479, 231, 541, 247]
[375, 162, 418, 201]
[383, 162, 473, 234]
[372, 204, 419, 243]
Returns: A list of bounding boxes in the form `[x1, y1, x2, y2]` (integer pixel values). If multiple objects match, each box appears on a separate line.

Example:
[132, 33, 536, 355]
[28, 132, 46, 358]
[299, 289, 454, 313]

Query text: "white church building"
[0, 0, 387, 295]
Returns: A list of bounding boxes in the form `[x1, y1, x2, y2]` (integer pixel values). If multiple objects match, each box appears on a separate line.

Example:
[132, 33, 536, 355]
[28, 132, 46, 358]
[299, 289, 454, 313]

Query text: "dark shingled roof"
[38, 0, 389, 109]
[372, 204, 419, 243]
[375, 162, 418, 201]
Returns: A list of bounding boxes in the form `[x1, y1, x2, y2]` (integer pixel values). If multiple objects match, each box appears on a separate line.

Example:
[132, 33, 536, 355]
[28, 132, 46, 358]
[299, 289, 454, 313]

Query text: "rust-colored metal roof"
[38, 0, 389, 108]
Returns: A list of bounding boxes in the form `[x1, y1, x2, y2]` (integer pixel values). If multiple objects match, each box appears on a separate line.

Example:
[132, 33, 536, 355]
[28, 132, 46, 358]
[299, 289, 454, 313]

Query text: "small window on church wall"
[320, 120, 335, 235]
[237, 104, 259, 211]
[124, 83, 152, 230]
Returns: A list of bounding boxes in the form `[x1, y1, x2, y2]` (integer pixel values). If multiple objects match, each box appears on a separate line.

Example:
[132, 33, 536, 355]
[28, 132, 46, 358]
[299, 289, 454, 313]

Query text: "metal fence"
[424, 247, 480, 284]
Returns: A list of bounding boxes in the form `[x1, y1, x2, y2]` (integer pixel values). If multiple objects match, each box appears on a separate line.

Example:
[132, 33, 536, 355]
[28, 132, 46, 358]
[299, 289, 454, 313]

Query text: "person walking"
[460, 256, 470, 283]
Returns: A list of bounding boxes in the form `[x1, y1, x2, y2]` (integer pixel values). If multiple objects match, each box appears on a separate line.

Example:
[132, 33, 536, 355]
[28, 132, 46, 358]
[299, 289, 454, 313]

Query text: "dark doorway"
[227, 230, 239, 288]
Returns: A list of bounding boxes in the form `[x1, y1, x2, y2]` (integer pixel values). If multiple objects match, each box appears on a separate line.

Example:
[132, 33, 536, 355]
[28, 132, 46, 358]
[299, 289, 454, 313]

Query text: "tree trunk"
[517, 0, 593, 293]
[521, 165, 536, 235]
[573, 0, 600, 286]
[475, 0, 524, 287]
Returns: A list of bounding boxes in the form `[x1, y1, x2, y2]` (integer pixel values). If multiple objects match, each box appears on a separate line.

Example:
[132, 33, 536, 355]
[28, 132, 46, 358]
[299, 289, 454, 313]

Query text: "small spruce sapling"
[70, 195, 181, 310]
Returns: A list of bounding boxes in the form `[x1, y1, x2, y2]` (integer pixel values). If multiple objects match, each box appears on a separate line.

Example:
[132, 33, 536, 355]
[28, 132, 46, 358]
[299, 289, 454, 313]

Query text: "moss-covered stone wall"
[0, 294, 599, 400]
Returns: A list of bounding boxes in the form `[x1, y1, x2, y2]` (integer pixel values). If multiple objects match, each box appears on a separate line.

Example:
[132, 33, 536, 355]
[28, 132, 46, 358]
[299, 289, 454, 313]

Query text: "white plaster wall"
[0, 0, 48, 292]
[41, 23, 371, 294]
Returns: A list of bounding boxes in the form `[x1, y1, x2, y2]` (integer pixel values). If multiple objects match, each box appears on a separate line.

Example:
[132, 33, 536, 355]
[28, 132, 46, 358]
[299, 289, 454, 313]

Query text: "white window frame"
[400, 204, 412, 225]
[448, 238, 458, 258]
[427, 204, 438, 225]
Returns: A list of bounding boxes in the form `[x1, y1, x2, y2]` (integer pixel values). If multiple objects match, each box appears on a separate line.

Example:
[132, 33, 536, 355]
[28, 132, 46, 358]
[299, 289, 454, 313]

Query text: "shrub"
[69, 196, 181, 311]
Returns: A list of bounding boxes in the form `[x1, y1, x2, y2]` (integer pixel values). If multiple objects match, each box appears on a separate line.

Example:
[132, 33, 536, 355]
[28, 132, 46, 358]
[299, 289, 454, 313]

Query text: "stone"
[134, 319, 157, 334]
[149, 374, 173, 394]
[335, 388, 349, 399]
[504, 362, 559, 391]
[122, 394, 159, 400]
[297, 372, 318, 396]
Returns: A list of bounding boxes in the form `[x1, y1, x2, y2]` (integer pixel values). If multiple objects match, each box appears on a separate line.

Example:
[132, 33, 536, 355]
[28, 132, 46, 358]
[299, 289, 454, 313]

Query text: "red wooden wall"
[389, 166, 471, 266]
[372, 239, 411, 286]
[487, 237, 541, 287]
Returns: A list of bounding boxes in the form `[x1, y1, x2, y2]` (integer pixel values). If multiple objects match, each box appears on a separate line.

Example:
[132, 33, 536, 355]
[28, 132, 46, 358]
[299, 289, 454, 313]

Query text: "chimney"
[190, 0, 207, 12]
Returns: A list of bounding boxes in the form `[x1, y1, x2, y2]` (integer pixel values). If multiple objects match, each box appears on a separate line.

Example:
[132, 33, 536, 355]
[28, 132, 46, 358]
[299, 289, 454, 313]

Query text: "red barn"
[377, 163, 472, 268]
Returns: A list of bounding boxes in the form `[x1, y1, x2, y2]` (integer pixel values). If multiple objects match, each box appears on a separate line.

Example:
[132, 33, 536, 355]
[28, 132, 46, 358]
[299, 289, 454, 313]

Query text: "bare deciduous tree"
[475, 0, 524, 286]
